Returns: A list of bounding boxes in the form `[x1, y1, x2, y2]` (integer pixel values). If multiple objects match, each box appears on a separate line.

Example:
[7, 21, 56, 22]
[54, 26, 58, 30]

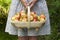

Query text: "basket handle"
[27, 6, 30, 28]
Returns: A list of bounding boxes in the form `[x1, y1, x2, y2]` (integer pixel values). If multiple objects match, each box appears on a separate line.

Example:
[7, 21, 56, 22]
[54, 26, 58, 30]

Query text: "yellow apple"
[30, 15, 33, 21]
[33, 15, 38, 21]
[40, 18, 45, 21]
[11, 16, 16, 21]
[22, 18, 27, 22]
[20, 11, 27, 18]
[40, 14, 46, 19]
[14, 15, 20, 21]
[38, 16, 40, 21]
[19, 18, 22, 21]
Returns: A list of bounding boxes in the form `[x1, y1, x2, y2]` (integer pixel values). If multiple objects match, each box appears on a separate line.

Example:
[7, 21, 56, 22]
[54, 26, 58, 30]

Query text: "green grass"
[0, 31, 17, 40]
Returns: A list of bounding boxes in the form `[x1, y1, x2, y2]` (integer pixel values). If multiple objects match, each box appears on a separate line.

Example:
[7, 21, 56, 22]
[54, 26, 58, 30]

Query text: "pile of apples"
[11, 10, 46, 22]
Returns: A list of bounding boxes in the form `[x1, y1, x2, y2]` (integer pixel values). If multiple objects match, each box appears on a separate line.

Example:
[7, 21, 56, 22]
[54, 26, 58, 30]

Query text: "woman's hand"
[21, 0, 37, 9]
[21, 0, 28, 8]
[29, 0, 37, 8]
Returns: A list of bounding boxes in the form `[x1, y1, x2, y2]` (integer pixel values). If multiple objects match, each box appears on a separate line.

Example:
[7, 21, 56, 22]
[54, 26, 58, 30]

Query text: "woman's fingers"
[29, 0, 37, 8]
[21, 0, 28, 8]
[30, 2, 34, 8]
[21, 0, 37, 9]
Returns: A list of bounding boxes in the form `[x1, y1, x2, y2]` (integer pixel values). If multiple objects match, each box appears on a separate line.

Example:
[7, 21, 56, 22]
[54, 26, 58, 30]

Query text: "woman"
[5, 0, 50, 40]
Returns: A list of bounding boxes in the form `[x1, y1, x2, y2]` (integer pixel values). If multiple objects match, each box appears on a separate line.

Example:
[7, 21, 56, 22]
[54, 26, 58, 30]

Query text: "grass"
[0, 31, 17, 40]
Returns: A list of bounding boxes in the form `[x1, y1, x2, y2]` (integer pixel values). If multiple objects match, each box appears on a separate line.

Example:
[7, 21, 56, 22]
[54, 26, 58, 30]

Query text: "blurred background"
[0, 0, 60, 40]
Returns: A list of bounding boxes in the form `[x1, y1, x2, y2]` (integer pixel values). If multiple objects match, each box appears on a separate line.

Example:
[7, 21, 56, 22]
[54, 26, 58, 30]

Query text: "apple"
[40, 18, 45, 21]
[31, 12, 36, 16]
[30, 15, 33, 21]
[33, 14, 38, 21]
[22, 18, 27, 22]
[11, 16, 16, 21]
[40, 14, 45, 19]
[33, 19, 37, 21]
[15, 14, 20, 21]
[11, 16, 19, 21]
[20, 11, 27, 18]
[33, 17, 37, 21]
[38, 16, 40, 21]
[14, 20, 19, 21]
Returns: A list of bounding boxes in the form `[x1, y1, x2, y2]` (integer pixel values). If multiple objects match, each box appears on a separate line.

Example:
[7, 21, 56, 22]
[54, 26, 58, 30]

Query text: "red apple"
[33, 19, 37, 21]
[14, 14, 20, 21]
[19, 17, 22, 21]
[32, 12, 38, 22]
[33, 16, 38, 21]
